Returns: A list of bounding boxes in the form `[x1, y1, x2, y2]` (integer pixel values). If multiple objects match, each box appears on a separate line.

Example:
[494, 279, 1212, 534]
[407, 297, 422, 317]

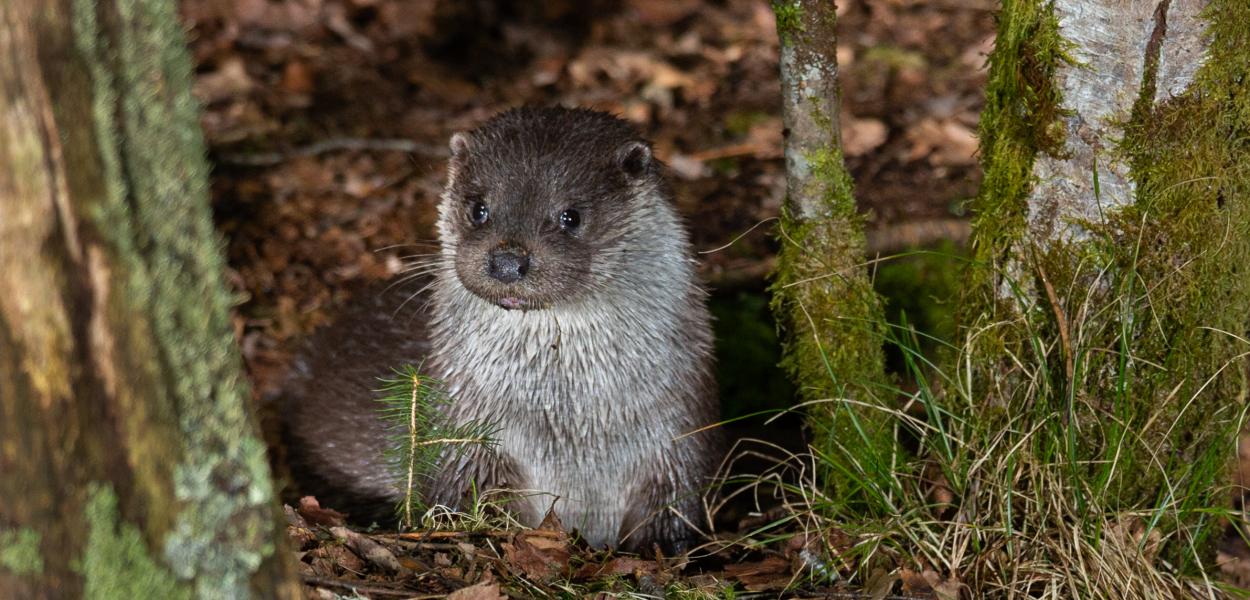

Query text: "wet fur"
[282, 107, 721, 551]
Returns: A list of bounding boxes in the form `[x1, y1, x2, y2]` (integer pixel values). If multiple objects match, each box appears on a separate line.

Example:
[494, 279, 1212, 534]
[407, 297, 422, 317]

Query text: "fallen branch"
[214, 137, 449, 167]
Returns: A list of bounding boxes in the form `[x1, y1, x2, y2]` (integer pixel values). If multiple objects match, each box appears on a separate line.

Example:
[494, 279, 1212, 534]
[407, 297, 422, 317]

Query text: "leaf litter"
[183, 0, 1250, 594]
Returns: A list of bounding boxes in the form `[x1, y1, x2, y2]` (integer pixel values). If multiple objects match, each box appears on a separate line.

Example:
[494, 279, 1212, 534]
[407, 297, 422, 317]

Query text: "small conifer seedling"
[374, 364, 499, 529]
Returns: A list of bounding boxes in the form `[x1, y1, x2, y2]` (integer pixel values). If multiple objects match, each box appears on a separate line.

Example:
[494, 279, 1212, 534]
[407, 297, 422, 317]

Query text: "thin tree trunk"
[770, 0, 893, 503]
[0, 1, 298, 597]
[968, 0, 1250, 562]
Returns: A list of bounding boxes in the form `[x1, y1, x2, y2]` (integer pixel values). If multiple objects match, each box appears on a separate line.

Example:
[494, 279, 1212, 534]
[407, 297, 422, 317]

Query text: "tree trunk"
[770, 0, 893, 506]
[0, 1, 298, 597]
[968, 0, 1250, 563]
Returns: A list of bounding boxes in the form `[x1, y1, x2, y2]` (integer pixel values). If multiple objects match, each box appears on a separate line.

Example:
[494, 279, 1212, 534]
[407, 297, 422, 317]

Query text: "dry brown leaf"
[899, 568, 931, 594]
[1218, 548, 1250, 588]
[901, 568, 960, 599]
[863, 567, 899, 600]
[305, 541, 366, 576]
[284, 505, 318, 551]
[575, 556, 661, 579]
[503, 537, 570, 581]
[193, 57, 253, 105]
[330, 526, 401, 573]
[297, 496, 347, 527]
[503, 511, 571, 582]
[281, 60, 315, 95]
[722, 555, 791, 591]
[537, 506, 567, 533]
[843, 117, 888, 157]
[449, 573, 506, 600]
[906, 118, 979, 167]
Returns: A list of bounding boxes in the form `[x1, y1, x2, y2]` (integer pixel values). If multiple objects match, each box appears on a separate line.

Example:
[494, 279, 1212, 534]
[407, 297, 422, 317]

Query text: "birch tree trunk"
[968, 0, 1250, 560]
[0, 1, 298, 597]
[770, 0, 893, 505]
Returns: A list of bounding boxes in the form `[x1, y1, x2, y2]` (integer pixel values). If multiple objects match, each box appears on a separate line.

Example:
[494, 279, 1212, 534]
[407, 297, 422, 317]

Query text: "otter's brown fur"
[282, 107, 721, 552]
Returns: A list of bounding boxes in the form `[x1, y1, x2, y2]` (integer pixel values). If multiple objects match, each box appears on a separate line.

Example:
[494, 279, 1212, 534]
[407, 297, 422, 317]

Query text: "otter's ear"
[449, 132, 471, 158]
[616, 140, 653, 179]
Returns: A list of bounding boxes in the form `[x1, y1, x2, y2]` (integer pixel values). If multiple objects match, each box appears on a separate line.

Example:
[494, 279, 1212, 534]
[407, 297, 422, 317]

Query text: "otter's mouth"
[497, 296, 527, 310]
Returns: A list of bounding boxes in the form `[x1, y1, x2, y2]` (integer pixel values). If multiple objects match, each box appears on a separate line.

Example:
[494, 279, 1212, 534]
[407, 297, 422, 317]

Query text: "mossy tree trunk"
[0, 1, 298, 597]
[770, 0, 893, 509]
[968, 0, 1250, 560]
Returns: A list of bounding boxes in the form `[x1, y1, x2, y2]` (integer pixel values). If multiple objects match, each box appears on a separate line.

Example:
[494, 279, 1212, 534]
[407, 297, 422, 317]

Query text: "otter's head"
[437, 107, 664, 311]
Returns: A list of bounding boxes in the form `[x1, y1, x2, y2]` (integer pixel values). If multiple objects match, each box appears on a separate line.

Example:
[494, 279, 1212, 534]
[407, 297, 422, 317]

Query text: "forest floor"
[181, 0, 1248, 596]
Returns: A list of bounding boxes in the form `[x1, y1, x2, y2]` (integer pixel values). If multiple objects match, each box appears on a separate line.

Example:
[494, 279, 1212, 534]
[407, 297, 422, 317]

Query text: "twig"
[699, 218, 971, 289]
[300, 575, 432, 598]
[214, 137, 448, 167]
[1036, 261, 1074, 386]
[865, 218, 971, 255]
[387, 531, 484, 541]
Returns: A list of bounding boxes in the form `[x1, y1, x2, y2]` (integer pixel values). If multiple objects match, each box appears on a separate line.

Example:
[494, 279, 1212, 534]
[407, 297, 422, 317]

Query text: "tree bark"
[0, 1, 298, 597]
[968, 0, 1249, 563]
[770, 0, 893, 504]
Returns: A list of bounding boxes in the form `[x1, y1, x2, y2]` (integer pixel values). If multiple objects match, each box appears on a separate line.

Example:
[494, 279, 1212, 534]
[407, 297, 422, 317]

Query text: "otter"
[281, 107, 721, 552]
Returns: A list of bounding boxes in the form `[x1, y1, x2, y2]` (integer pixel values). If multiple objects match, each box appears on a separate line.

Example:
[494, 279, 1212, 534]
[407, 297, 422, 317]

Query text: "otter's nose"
[488, 249, 530, 283]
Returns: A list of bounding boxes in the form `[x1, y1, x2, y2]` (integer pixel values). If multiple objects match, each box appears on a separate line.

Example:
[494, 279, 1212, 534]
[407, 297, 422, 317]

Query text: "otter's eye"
[468, 200, 489, 225]
[559, 209, 581, 230]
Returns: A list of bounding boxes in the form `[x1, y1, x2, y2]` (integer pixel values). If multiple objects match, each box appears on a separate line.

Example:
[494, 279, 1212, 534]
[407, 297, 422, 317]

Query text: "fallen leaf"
[722, 556, 791, 591]
[503, 511, 571, 582]
[330, 526, 401, 573]
[503, 535, 570, 581]
[906, 118, 979, 167]
[537, 506, 566, 533]
[297, 496, 347, 527]
[863, 567, 899, 600]
[193, 57, 253, 105]
[449, 573, 506, 600]
[843, 117, 888, 157]
[281, 60, 315, 95]
[901, 567, 960, 599]
[575, 556, 661, 579]
[900, 568, 930, 593]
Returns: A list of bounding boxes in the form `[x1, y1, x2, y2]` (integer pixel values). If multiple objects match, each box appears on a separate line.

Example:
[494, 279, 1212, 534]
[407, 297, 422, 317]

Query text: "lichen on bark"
[0, 529, 43, 576]
[69, 0, 287, 595]
[82, 484, 192, 600]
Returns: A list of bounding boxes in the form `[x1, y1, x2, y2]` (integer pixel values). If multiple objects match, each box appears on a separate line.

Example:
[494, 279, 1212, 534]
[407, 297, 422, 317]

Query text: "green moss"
[1100, 0, 1250, 563]
[962, 0, 1250, 571]
[959, 0, 1068, 396]
[81, 483, 191, 600]
[0, 528, 44, 575]
[964, 0, 1067, 311]
[771, 140, 894, 508]
[771, 1, 803, 45]
[805, 147, 855, 214]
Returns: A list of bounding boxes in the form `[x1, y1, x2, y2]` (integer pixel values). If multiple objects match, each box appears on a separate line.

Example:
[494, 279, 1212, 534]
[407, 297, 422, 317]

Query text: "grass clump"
[772, 1, 1250, 595]
[748, 256, 1247, 596]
